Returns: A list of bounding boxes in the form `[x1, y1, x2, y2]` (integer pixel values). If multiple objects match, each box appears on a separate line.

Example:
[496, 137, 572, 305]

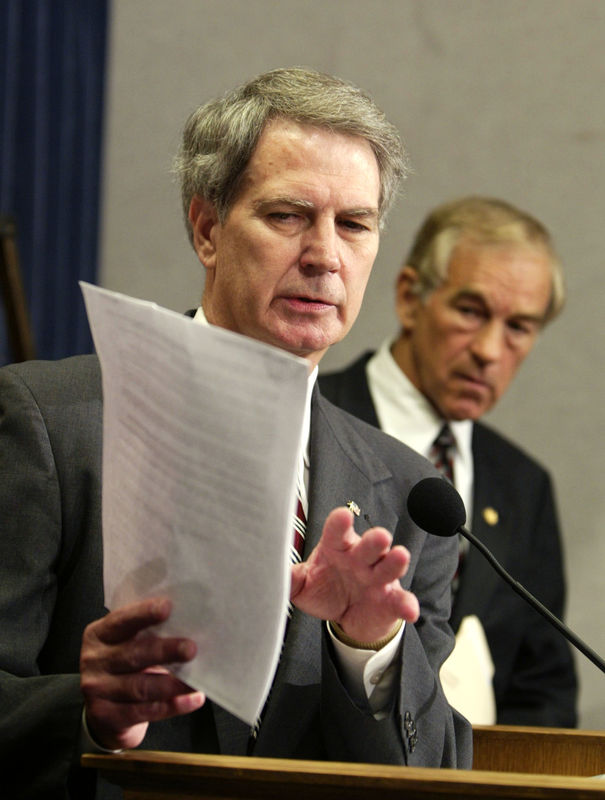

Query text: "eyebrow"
[452, 289, 546, 324]
[253, 196, 314, 212]
[344, 207, 380, 222]
[253, 196, 379, 221]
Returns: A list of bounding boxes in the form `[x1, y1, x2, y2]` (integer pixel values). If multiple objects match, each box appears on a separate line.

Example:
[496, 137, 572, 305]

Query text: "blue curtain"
[0, 0, 109, 364]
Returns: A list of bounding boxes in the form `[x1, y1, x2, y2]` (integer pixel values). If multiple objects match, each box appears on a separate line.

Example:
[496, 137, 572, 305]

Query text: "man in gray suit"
[320, 196, 578, 728]
[0, 69, 471, 798]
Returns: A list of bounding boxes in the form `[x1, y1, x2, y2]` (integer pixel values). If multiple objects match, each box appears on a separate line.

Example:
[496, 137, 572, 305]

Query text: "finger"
[319, 507, 357, 552]
[111, 635, 197, 675]
[81, 629, 196, 680]
[91, 689, 205, 729]
[346, 526, 411, 584]
[289, 562, 306, 600]
[387, 586, 420, 623]
[351, 584, 419, 629]
[83, 666, 200, 705]
[89, 597, 173, 646]
[352, 527, 394, 566]
[363, 543, 411, 585]
[85, 688, 205, 751]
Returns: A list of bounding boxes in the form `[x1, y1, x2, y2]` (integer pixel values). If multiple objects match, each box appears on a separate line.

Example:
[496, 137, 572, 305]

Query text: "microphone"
[407, 476, 605, 674]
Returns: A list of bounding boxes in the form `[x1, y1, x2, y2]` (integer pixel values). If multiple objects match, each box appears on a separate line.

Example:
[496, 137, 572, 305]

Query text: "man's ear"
[395, 265, 422, 331]
[188, 195, 220, 270]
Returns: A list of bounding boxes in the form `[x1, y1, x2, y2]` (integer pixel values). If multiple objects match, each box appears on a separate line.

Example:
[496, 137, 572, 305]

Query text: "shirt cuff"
[79, 708, 125, 755]
[327, 621, 405, 717]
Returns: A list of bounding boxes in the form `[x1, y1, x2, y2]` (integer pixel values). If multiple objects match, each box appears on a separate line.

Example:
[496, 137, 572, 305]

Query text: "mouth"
[455, 372, 490, 391]
[280, 295, 335, 313]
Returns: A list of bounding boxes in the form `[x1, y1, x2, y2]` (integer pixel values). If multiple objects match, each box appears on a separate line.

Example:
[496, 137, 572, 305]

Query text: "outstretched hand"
[290, 507, 419, 643]
[80, 597, 205, 751]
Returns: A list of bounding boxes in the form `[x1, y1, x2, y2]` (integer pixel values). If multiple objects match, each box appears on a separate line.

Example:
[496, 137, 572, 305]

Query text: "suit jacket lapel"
[307, 388, 398, 542]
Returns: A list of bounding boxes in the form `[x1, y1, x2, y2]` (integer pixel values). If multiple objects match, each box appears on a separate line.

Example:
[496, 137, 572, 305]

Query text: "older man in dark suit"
[320, 196, 578, 728]
[0, 69, 471, 799]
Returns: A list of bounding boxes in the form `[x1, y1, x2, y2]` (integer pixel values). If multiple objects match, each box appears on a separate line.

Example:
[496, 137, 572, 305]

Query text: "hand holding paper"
[80, 596, 205, 751]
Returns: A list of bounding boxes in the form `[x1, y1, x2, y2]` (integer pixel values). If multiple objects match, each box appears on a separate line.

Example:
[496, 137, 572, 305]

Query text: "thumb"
[289, 562, 306, 600]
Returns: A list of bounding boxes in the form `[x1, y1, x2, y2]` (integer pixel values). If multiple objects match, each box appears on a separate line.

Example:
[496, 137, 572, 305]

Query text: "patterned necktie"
[429, 424, 467, 593]
[291, 481, 307, 565]
[429, 423, 455, 484]
[287, 474, 307, 611]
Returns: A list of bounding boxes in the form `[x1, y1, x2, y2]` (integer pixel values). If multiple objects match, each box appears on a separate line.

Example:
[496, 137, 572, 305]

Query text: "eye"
[265, 211, 308, 233]
[340, 219, 370, 232]
[507, 319, 537, 338]
[456, 303, 484, 318]
[450, 300, 487, 331]
[268, 211, 300, 223]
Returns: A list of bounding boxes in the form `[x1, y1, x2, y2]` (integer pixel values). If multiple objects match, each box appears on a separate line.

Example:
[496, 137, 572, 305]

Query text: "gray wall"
[101, 0, 605, 729]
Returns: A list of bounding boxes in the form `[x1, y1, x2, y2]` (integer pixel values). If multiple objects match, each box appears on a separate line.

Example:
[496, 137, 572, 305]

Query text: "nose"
[299, 219, 341, 274]
[470, 320, 505, 365]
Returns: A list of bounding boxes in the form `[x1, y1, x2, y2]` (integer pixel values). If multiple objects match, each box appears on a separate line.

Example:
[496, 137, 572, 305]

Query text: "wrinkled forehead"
[453, 229, 551, 257]
[446, 236, 553, 279]
[444, 240, 554, 312]
[237, 119, 381, 206]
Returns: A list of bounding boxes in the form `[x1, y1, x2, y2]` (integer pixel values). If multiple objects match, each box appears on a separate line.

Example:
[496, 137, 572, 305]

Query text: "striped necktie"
[287, 475, 306, 616]
[291, 474, 307, 565]
[429, 424, 467, 593]
[430, 423, 455, 484]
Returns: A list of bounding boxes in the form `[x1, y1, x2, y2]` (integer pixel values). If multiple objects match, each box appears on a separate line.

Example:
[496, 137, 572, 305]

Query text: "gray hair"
[173, 67, 407, 240]
[405, 196, 565, 323]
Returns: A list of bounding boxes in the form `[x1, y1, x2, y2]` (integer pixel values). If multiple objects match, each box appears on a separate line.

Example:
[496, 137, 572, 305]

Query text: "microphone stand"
[460, 524, 605, 674]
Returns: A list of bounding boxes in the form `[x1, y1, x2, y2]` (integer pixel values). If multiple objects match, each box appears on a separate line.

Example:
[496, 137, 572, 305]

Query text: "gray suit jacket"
[0, 354, 471, 799]
[319, 352, 577, 727]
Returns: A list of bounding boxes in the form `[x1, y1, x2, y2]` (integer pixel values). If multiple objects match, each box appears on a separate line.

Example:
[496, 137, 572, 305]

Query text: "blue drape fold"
[0, 0, 109, 363]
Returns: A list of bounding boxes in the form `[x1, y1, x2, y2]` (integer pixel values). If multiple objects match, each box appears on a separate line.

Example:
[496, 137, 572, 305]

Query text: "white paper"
[81, 282, 309, 725]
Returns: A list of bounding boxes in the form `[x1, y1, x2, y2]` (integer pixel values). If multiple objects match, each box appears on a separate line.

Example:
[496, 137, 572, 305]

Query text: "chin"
[445, 390, 494, 421]
[283, 329, 341, 357]
[444, 402, 485, 421]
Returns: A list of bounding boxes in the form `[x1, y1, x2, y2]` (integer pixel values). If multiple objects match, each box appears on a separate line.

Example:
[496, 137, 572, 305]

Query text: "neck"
[390, 334, 448, 421]
[390, 334, 416, 385]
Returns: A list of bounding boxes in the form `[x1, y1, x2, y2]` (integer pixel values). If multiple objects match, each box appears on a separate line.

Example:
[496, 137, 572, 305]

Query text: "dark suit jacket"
[319, 352, 577, 728]
[0, 354, 471, 799]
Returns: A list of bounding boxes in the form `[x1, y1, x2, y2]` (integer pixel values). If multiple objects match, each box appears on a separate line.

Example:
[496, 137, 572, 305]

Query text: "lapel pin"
[346, 500, 361, 516]
[482, 506, 499, 526]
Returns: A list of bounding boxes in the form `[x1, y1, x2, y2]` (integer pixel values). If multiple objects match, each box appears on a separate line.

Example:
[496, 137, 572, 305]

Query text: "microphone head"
[407, 477, 466, 538]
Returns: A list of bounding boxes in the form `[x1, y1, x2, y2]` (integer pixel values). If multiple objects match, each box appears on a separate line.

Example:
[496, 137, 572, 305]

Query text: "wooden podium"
[83, 726, 605, 800]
